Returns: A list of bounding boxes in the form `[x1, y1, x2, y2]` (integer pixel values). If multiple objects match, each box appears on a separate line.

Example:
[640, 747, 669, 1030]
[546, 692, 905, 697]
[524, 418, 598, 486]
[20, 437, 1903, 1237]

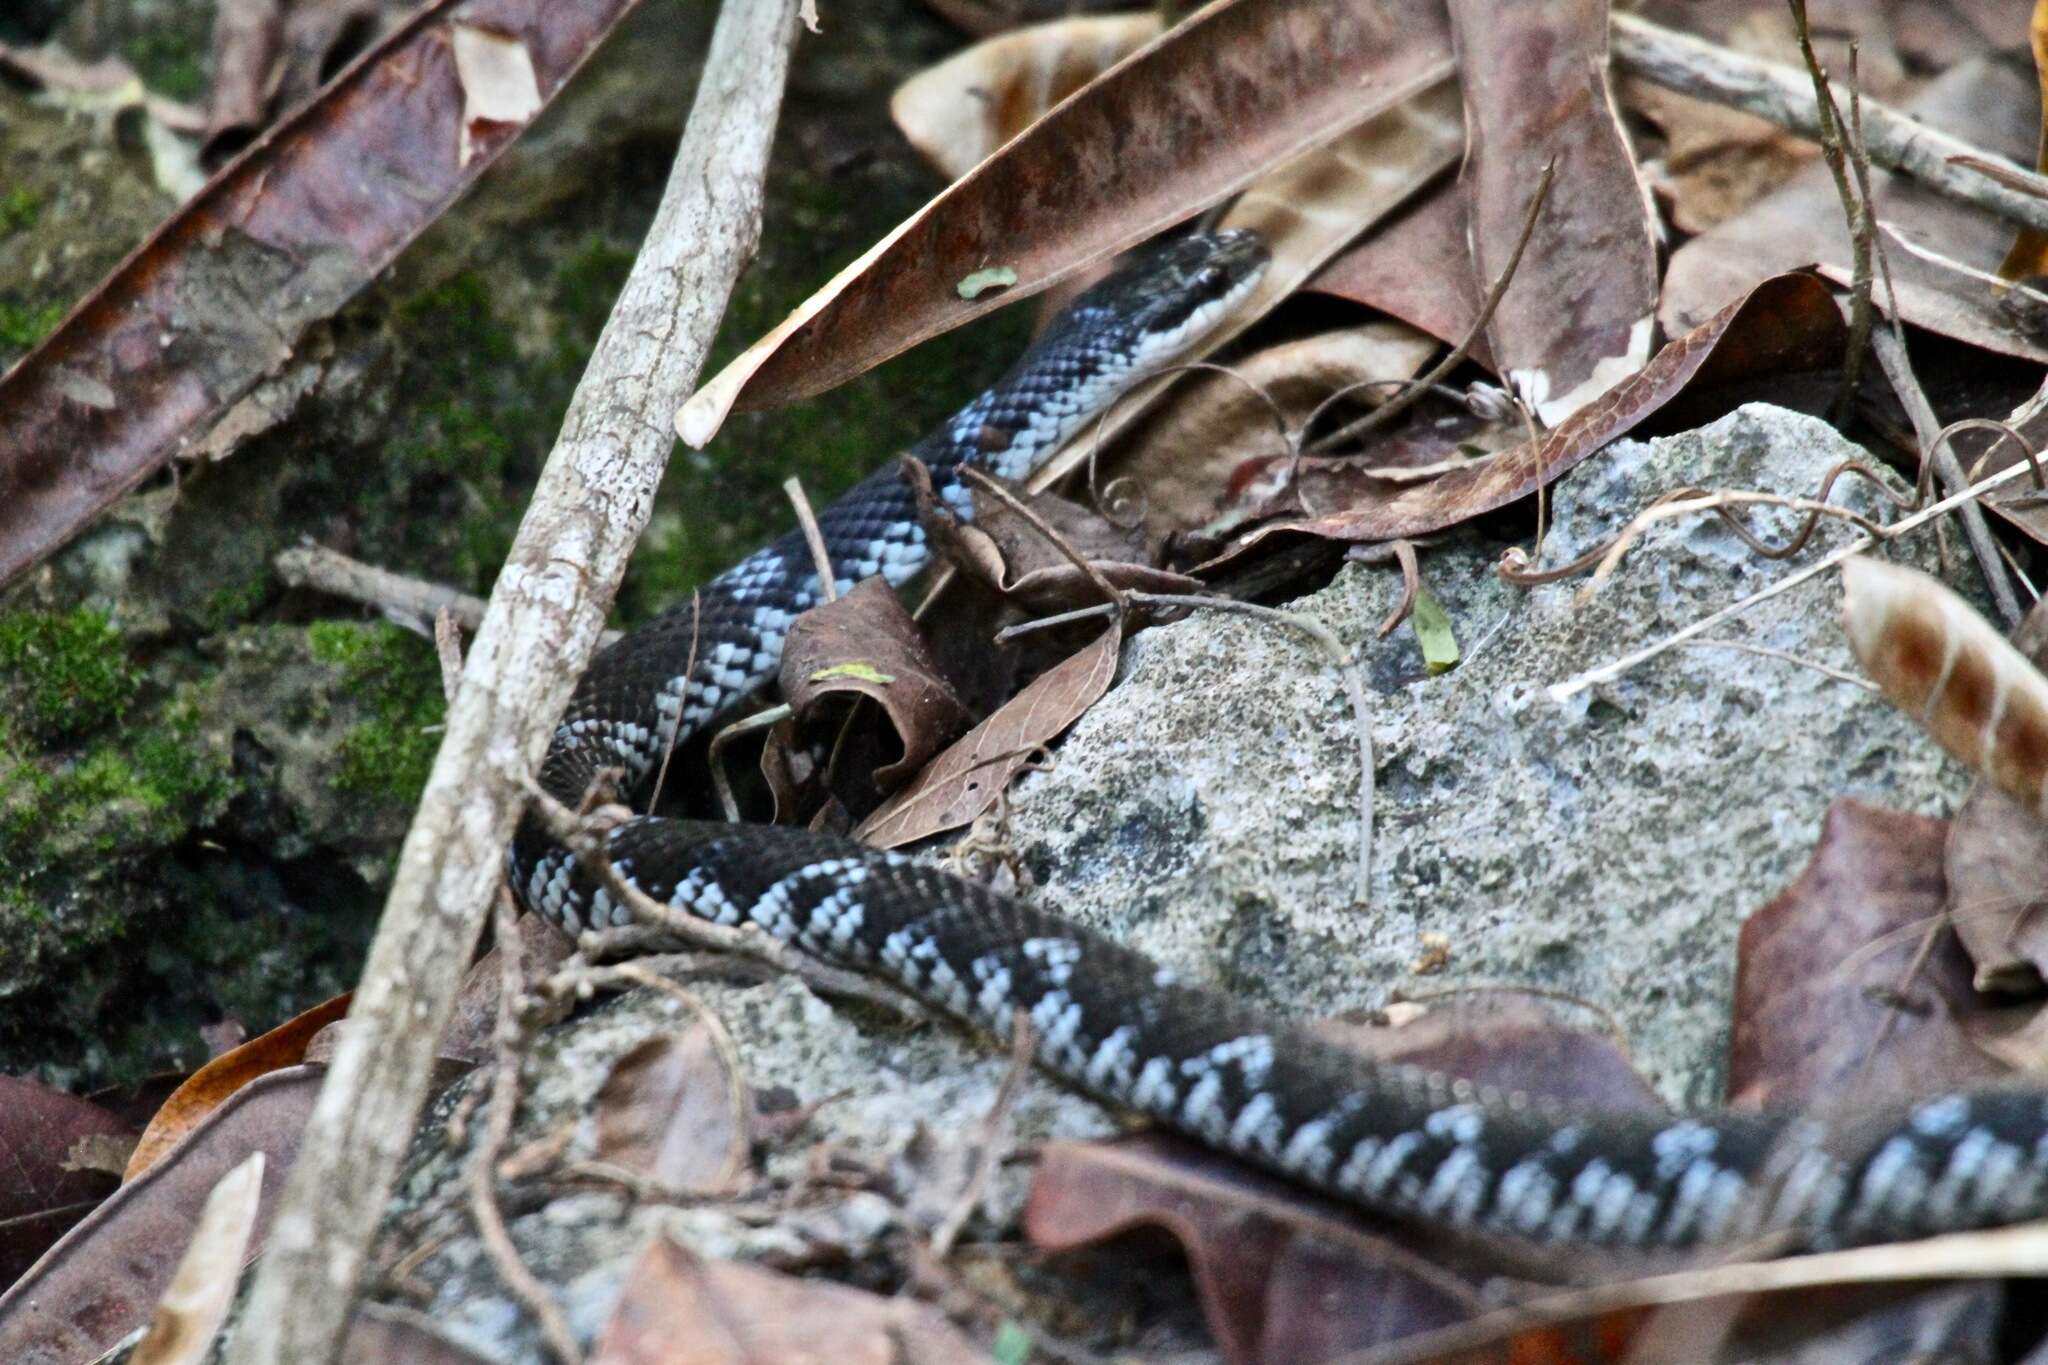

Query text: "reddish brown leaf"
[1230, 270, 1844, 551]
[204, 0, 284, 154]
[0, 1076, 136, 1289]
[1727, 799, 2005, 1110]
[438, 912, 575, 1068]
[1309, 185, 1491, 367]
[590, 1234, 982, 1365]
[125, 992, 351, 1181]
[1450, 0, 1658, 424]
[1948, 787, 2048, 995]
[593, 1025, 749, 1196]
[1026, 1137, 1482, 1365]
[777, 576, 973, 789]
[0, 1067, 315, 1364]
[855, 623, 1119, 847]
[0, 0, 649, 589]
[677, 0, 1455, 441]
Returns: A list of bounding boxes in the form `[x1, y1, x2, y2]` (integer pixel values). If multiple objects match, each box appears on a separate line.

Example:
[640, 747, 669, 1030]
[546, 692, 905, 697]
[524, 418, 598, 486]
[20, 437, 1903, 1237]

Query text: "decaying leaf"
[589, 1234, 982, 1364]
[0, 1077, 136, 1289]
[1450, 0, 1658, 424]
[0, 1068, 310, 1363]
[891, 13, 1164, 180]
[1025, 1137, 1482, 1365]
[1997, 0, 2048, 282]
[677, 0, 1456, 444]
[855, 624, 1120, 847]
[130, 1153, 264, 1365]
[338, 1303, 497, 1365]
[1727, 798, 2005, 1110]
[1841, 556, 2048, 819]
[777, 576, 973, 788]
[593, 1023, 750, 1196]
[0, 0, 649, 590]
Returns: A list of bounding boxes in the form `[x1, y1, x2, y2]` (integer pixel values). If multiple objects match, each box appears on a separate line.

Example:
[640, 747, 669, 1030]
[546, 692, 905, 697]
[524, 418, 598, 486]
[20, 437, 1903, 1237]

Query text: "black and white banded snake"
[511, 228, 2048, 1252]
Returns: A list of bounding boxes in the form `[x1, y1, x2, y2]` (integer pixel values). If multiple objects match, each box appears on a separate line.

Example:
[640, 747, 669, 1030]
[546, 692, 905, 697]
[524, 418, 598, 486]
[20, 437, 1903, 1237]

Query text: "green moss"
[199, 567, 275, 632]
[308, 621, 445, 801]
[0, 187, 41, 234]
[0, 297, 64, 350]
[122, 29, 207, 103]
[0, 608, 141, 741]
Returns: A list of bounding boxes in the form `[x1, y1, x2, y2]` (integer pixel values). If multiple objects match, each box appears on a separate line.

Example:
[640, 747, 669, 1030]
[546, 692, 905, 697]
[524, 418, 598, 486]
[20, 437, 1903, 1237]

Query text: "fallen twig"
[1550, 456, 2045, 701]
[225, 4, 806, 1359]
[1612, 12, 2048, 236]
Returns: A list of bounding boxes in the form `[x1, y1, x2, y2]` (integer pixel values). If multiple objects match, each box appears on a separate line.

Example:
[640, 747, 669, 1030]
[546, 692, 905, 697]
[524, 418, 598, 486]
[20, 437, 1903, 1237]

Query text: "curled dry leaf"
[677, 0, 1456, 444]
[777, 576, 973, 788]
[449, 21, 544, 167]
[590, 1234, 982, 1365]
[0, 1068, 311, 1364]
[891, 13, 1164, 180]
[124, 992, 352, 1181]
[130, 1152, 264, 1365]
[0, 0, 646, 589]
[593, 1023, 750, 1196]
[1841, 556, 2048, 820]
[1450, 0, 1658, 425]
[855, 623, 1120, 848]
[1727, 799, 2004, 1111]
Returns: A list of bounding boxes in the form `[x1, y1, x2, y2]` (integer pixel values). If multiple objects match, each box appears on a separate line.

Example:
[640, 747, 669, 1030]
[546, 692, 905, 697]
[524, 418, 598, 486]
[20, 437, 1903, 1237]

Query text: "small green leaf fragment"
[991, 1321, 1032, 1365]
[809, 662, 895, 685]
[956, 266, 1018, 300]
[1411, 587, 1460, 675]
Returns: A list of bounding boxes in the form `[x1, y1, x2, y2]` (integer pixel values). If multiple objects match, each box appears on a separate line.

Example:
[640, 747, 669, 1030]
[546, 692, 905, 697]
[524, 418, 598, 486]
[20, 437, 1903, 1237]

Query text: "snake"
[510, 228, 2048, 1252]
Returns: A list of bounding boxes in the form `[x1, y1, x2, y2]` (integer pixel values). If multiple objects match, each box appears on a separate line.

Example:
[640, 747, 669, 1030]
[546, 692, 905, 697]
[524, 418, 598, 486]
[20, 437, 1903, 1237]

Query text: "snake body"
[512, 229, 2048, 1251]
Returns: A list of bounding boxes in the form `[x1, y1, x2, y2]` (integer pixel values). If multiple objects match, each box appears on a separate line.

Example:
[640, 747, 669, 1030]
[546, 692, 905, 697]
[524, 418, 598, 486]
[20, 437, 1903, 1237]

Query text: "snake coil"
[512, 229, 2048, 1251]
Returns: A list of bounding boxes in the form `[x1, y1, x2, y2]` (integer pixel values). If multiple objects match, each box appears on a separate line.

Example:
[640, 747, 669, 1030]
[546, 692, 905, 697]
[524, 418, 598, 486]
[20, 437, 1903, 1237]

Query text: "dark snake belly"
[510, 229, 2048, 1251]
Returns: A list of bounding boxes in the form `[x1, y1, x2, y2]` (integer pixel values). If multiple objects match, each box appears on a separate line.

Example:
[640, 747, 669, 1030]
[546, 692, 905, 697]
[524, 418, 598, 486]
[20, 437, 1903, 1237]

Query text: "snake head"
[1042, 227, 1270, 378]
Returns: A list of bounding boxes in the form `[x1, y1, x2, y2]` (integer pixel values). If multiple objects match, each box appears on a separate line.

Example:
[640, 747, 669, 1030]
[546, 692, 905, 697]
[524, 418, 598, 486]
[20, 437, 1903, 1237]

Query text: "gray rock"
[1001, 402, 1968, 1109]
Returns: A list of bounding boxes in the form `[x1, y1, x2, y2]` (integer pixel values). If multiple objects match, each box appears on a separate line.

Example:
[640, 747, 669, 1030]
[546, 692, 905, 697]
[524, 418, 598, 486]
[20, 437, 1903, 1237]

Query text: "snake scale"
[511, 229, 2048, 1252]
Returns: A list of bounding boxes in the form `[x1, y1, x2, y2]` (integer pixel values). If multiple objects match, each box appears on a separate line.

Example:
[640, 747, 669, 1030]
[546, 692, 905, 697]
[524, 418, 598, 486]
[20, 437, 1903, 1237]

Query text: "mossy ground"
[0, 0, 1030, 1085]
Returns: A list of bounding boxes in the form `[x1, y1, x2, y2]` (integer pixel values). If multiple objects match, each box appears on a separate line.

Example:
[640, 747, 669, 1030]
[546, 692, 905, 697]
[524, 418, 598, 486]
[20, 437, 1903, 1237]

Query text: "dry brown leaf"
[777, 576, 973, 788]
[130, 1153, 264, 1365]
[1213, 270, 1844, 555]
[1946, 786, 2048, 995]
[1727, 798, 2003, 1111]
[676, 0, 1456, 444]
[0, 1077, 135, 1289]
[891, 13, 1164, 180]
[1307, 184, 1491, 366]
[590, 1234, 981, 1364]
[855, 623, 1119, 847]
[1451, 0, 1658, 425]
[450, 22, 543, 167]
[124, 992, 351, 1182]
[592, 1024, 750, 1196]
[0, 0, 649, 590]
[1111, 323, 1439, 539]
[1026, 1137, 1483, 1365]
[1841, 556, 2048, 818]
[0, 1068, 311, 1363]
[1662, 57, 2048, 365]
